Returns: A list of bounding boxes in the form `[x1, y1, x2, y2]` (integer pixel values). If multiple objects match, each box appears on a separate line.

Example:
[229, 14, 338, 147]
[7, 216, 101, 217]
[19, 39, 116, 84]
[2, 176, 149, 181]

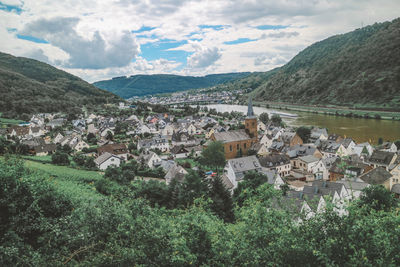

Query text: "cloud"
[254, 54, 288, 66]
[21, 17, 140, 69]
[24, 48, 49, 63]
[187, 46, 221, 69]
[261, 31, 300, 39]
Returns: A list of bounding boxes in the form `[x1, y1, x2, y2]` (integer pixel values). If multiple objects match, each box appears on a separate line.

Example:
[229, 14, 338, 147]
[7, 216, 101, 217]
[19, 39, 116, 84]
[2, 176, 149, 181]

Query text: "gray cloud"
[24, 48, 49, 63]
[187, 46, 221, 69]
[21, 17, 139, 69]
[261, 31, 299, 39]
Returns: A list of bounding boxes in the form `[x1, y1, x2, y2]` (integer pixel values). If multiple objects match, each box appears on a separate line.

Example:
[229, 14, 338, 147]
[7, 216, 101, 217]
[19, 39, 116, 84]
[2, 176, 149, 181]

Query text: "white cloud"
[20, 17, 140, 69]
[187, 46, 221, 69]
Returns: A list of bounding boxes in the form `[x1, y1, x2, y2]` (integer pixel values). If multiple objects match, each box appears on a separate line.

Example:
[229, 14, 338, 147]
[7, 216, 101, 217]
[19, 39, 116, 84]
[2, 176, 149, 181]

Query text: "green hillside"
[93, 72, 251, 98]
[246, 18, 400, 109]
[0, 52, 121, 120]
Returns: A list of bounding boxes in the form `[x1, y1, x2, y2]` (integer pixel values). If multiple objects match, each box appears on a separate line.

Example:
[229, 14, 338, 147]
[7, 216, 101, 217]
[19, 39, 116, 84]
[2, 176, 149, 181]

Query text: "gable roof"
[228, 155, 261, 173]
[97, 143, 128, 156]
[359, 167, 392, 185]
[367, 151, 396, 166]
[213, 130, 251, 143]
[94, 152, 120, 166]
[259, 154, 290, 168]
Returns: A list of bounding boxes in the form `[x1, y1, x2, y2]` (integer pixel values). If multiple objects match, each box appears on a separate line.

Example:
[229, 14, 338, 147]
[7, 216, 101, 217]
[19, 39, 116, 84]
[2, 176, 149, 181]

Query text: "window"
[230, 145, 232, 152]
[111, 158, 114, 162]
[244, 143, 247, 149]
[252, 122, 255, 126]
[237, 144, 240, 150]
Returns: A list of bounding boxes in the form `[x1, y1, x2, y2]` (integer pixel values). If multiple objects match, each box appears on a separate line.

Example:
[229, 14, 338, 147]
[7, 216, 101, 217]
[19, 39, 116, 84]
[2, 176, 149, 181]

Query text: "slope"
[0, 52, 121, 119]
[250, 18, 400, 109]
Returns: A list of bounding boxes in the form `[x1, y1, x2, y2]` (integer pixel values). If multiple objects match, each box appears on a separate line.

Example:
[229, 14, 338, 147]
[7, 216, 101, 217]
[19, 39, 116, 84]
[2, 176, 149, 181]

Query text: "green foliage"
[233, 171, 275, 206]
[259, 112, 269, 124]
[0, 52, 121, 119]
[296, 126, 311, 143]
[359, 185, 398, 211]
[200, 141, 226, 171]
[51, 151, 70, 165]
[93, 73, 251, 99]
[271, 114, 283, 126]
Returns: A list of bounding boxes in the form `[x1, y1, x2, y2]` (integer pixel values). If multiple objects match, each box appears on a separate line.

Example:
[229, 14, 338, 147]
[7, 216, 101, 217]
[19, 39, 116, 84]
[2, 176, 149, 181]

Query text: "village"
[1, 98, 400, 219]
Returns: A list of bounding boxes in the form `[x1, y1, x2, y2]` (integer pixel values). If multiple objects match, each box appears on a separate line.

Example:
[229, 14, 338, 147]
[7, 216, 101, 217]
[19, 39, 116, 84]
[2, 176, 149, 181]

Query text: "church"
[211, 98, 258, 159]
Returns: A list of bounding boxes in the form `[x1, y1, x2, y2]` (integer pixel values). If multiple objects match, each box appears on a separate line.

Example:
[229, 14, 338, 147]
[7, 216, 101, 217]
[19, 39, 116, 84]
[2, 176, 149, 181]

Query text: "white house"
[94, 152, 122, 170]
[139, 151, 162, 169]
[352, 142, 374, 157]
[224, 156, 262, 189]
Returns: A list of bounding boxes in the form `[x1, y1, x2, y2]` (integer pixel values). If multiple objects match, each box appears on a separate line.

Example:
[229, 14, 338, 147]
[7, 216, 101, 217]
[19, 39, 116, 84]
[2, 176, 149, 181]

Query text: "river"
[203, 104, 400, 144]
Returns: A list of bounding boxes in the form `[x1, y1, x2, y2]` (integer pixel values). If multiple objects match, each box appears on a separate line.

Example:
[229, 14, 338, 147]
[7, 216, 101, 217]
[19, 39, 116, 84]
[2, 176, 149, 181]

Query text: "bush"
[52, 152, 70, 165]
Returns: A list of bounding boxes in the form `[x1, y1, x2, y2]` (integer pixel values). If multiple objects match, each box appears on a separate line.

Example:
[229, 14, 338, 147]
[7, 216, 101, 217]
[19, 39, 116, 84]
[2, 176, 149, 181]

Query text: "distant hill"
[93, 73, 251, 99]
[0, 52, 120, 120]
[240, 18, 400, 109]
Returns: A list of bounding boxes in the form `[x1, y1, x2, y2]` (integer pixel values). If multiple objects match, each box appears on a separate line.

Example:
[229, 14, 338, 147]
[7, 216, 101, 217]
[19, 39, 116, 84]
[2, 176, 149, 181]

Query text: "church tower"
[245, 97, 258, 140]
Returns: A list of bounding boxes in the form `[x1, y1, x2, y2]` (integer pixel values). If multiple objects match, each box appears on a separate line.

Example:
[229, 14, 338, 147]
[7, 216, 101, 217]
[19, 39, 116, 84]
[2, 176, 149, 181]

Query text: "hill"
[246, 18, 400, 109]
[93, 72, 251, 99]
[0, 52, 121, 120]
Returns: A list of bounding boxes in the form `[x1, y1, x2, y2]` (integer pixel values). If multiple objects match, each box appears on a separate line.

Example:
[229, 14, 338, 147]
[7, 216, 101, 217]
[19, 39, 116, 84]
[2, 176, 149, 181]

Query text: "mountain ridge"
[93, 72, 252, 99]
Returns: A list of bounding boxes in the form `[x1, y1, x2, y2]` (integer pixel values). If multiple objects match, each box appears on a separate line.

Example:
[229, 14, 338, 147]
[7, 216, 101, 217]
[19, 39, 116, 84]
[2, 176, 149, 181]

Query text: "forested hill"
[248, 18, 400, 108]
[93, 72, 251, 99]
[0, 52, 120, 120]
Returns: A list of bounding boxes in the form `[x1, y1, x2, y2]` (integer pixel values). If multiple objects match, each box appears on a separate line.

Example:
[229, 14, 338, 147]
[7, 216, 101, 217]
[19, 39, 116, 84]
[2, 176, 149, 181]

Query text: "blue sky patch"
[133, 26, 157, 33]
[224, 38, 258, 45]
[255, 25, 289, 30]
[198, 25, 226, 31]
[16, 34, 49, 44]
[0, 2, 22, 14]
[139, 39, 192, 69]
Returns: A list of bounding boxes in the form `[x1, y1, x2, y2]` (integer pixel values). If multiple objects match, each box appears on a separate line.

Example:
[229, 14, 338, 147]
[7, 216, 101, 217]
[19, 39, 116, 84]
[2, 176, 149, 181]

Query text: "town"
[1, 97, 399, 219]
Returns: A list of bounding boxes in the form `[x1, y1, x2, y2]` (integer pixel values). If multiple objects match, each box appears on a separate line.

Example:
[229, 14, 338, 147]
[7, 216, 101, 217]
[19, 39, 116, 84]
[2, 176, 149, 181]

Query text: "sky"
[1, 0, 399, 82]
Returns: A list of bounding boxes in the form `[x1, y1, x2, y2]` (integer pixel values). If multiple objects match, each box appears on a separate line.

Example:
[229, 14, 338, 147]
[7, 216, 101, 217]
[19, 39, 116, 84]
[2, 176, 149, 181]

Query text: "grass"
[21, 155, 53, 163]
[25, 160, 103, 183]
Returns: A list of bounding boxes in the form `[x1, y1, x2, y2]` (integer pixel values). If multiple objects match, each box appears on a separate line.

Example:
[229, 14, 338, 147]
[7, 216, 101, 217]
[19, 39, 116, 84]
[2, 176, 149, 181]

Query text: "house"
[366, 151, 397, 170]
[7, 126, 31, 139]
[30, 127, 45, 137]
[210, 98, 258, 159]
[87, 124, 98, 135]
[309, 128, 328, 143]
[53, 133, 64, 144]
[165, 164, 188, 184]
[317, 140, 345, 158]
[280, 132, 303, 147]
[259, 154, 291, 177]
[391, 184, 400, 198]
[328, 157, 372, 181]
[170, 145, 190, 159]
[97, 143, 129, 160]
[224, 155, 262, 189]
[33, 143, 57, 156]
[327, 134, 343, 143]
[72, 140, 90, 152]
[352, 142, 374, 157]
[269, 140, 285, 153]
[94, 152, 122, 170]
[47, 118, 65, 129]
[335, 179, 369, 199]
[376, 142, 397, 153]
[359, 166, 398, 191]
[340, 138, 356, 156]
[249, 142, 268, 156]
[138, 151, 162, 168]
[259, 133, 274, 148]
[286, 144, 322, 168]
[257, 121, 267, 132]
[137, 135, 170, 152]
[294, 155, 328, 181]
[161, 124, 175, 136]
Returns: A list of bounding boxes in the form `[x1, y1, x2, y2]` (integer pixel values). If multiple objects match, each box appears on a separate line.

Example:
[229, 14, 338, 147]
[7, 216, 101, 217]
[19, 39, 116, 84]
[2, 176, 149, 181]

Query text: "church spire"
[247, 96, 254, 117]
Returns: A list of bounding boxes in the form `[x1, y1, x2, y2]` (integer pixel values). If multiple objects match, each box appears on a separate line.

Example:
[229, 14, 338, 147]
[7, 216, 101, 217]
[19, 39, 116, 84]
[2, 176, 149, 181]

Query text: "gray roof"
[94, 152, 120, 166]
[359, 167, 392, 185]
[298, 155, 319, 164]
[221, 174, 234, 191]
[228, 155, 261, 173]
[213, 130, 251, 143]
[259, 154, 290, 168]
[335, 180, 369, 191]
[285, 144, 318, 158]
[304, 181, 345, 197]
[367, 151, 396, 166]
[391, 184, 400, 194]
[317, 140, 341, 153]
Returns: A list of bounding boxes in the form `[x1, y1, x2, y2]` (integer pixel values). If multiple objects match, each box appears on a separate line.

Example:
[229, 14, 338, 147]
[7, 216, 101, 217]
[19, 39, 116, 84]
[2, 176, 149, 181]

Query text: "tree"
[73, 154, 86, 166]
[209, 175, 234, 222]
[259, 112, 269, 124]
[87, 132, 97, 145]
[271, 114, 282, 126]
[378, 137, 383, 145]
[106, 131, 114, 141]
[359, 185, 398, 211]
[52, 151, 70, 165]
[233, 171, 273, 206]
[296, 127, 311, 143]
[200, 141, 226, 174]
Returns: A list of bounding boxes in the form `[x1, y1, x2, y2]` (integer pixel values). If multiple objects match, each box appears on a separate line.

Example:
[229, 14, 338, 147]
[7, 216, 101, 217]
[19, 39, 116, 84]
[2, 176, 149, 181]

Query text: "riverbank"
[253, 101, 400, 121]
